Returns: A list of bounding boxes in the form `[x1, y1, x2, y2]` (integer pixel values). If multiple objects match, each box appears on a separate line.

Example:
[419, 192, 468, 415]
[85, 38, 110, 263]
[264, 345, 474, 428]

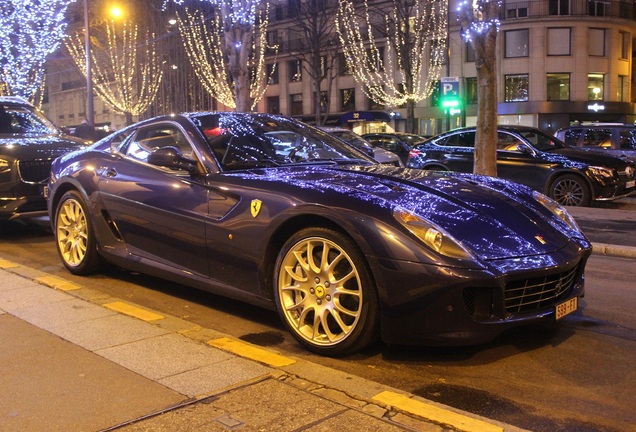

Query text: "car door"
[495, 131, 553, 192]
[97, 122, 210, 277]
[432, 131, 476, 172]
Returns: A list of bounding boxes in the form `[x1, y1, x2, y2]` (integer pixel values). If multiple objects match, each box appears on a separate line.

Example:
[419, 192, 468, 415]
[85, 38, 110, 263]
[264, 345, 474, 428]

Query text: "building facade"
[42, 0, 636, 138]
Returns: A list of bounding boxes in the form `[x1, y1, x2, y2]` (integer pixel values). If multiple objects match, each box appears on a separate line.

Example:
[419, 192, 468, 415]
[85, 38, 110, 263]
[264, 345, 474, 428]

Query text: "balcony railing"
[502, 0, 635, 21]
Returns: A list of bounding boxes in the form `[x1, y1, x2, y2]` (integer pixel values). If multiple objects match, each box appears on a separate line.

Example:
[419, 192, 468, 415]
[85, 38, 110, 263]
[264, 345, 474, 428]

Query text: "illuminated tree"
[336, 0, 447, 133]
[457, 0, 501, 176]
[66, 19, 165, 125]
[169, 0, 274, 112]
[0, 0, 76, 105]
[288, 0, 340, 125]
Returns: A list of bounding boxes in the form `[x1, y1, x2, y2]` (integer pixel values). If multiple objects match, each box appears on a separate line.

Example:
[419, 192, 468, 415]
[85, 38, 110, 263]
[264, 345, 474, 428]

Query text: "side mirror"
[517, 143, 535, 156]
[147, 146, 198, 172]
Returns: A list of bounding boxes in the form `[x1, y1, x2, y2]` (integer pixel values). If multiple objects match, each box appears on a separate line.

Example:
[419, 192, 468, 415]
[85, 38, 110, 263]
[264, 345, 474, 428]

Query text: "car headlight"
[587, 165, 615, 179]
[393, 207, 473, 259]
[533, 191, 580, 231]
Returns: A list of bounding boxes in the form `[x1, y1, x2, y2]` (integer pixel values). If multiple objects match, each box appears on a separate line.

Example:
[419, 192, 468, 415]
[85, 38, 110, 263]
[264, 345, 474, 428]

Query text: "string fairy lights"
[456, 0, 502, 42]
[335, 0, 448, 109]
[175, 1, 276, 111]
[0, 0, 76, 105]
[66, 19, 165, 123]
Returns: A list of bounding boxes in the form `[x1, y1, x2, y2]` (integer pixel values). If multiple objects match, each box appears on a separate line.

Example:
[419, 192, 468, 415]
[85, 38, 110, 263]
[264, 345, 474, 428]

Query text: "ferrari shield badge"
[250, 199, 262, 218]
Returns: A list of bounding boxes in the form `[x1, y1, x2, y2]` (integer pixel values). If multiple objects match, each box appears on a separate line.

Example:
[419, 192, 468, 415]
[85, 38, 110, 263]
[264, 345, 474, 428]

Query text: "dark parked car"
[362, 132, 428, 164]
[554, 123, 636, 164]
[407, 126, 635, 207]
[318, 126, 403, 166]
[48, 113, 591, 355]
[0, 96, 87, 220]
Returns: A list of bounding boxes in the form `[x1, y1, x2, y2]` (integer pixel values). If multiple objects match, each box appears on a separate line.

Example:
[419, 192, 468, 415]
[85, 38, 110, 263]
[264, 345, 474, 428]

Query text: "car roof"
[0, 96, 33, 106]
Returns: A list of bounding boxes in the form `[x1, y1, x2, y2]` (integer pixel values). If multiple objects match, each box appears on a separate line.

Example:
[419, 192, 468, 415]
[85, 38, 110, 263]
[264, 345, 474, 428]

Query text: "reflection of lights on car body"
[47, 112, 592, 356]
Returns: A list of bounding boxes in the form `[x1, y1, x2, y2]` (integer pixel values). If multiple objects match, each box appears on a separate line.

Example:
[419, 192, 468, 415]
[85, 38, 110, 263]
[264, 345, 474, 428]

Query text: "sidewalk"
[0, 263, 522, 432]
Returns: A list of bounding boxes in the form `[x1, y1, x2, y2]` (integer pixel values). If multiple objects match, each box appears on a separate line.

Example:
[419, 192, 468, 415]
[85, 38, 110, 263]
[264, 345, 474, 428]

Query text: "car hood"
[372, 147, 401, 164]
[0, 135, 86, 159]
[549, 147, 631, 168]
[237, 165, 578, 261]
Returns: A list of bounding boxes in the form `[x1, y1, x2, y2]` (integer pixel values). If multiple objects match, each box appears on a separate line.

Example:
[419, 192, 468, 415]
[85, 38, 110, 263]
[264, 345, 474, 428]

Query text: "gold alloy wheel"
[56, 198, 88, 267]
[278, 236, 362, 347]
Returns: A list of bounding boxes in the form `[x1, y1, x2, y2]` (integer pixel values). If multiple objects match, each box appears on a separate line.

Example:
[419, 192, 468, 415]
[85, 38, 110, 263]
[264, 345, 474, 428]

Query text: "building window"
[618, 75, 629, 102]
[505, 74, 529, 102]
[588, 74, 604, 100]
[266, 30, 278, 54]
[547, 28, 570, 56]
[290, 93, 303, 115]
[367, 87, 384, 110]
[267, 63, 278, 85]
[267, 96, 280, 114]
[338, 52, 354, 76]
[589, 0, 609, 16]
[315, 91, 329, 113]
[505, 2, 528, 18]
[430, 39, 446, 65]
[620, 31, 630, 60]
[340, 88, 355, 111]
[505, 29, 529, 58]
[549, 0, 570, 15]
[589, 28, 606, 56]
[547, 73, 570, 101]
[465, 41, 475, 63]
[288, 60, 302, 82]
[465, 77, 478, 104]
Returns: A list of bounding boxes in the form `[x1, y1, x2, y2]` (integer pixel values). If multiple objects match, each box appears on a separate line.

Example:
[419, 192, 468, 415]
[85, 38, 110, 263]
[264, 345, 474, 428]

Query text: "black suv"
[406, 125, 635, 207]
[554, 123, 636, 165]
[1, 97, 87, 220]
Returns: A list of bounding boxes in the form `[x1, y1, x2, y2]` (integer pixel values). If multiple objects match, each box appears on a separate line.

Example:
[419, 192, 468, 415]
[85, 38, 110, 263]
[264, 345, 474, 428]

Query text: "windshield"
[191, 113, 375, 171]
[0, 102, 60, 136]
[515, 128, 565, 151]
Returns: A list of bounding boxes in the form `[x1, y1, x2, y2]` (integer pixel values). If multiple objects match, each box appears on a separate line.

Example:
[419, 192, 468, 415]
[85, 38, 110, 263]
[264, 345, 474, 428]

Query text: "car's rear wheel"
[549, 174, 591, 207]
[55, 190, 102, 275]
[274, 228, 379, 356]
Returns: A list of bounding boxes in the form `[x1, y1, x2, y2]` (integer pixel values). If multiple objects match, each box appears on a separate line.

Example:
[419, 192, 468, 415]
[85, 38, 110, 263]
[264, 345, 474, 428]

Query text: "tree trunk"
[125, 111, 133, 126]
[405, 99, 415, 134]
[473, 30, 498, 177]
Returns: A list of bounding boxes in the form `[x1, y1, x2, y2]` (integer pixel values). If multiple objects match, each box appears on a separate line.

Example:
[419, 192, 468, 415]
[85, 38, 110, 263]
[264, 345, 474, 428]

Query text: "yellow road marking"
[104, 301, 164, 321]
[36, 275, 81, 291]
[208, 337, 296, 367]
[372, 391, 504, 432]
[0, 259, 20, 269]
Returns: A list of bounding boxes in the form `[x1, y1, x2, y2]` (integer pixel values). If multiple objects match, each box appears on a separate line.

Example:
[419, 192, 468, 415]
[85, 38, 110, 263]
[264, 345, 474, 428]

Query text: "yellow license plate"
[556, 297, 577, 320]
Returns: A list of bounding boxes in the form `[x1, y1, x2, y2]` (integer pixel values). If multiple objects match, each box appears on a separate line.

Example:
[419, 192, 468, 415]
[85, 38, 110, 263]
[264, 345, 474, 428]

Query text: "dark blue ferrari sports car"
[46, 113, 592, 356]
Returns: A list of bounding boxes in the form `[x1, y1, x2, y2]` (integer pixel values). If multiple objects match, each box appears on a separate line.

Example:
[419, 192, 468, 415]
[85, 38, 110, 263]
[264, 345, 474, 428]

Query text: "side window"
[125, 125, 193, 165]
[455, 132, 476, 148]
[582, 128, 612, 148]
[496, 132, 522, 151]
[619, 129, 636, 150]
[562, 129, 582, 147]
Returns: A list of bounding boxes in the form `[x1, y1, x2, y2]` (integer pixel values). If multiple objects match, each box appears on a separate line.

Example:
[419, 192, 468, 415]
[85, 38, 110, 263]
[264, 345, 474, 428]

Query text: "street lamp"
[83, 0, 94, 127]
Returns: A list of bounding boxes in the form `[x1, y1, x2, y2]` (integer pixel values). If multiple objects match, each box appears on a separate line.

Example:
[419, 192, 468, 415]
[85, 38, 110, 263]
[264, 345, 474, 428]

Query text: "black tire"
[54, 190, 102, 275]
[273, 227, 379, 356]
[549, 174, 591, 207]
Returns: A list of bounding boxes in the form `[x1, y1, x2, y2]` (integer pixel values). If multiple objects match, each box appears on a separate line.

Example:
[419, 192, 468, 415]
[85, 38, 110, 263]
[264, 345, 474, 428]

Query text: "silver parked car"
[318, 126, 403, 167]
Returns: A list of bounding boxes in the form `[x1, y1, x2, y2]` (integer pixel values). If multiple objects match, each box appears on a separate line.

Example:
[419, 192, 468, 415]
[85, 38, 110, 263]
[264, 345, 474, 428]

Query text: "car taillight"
[408, 149, 421, 158]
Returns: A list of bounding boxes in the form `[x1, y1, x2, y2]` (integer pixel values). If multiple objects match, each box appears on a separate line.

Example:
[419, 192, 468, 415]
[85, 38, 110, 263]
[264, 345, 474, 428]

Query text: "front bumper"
[373, 237, 592, 346]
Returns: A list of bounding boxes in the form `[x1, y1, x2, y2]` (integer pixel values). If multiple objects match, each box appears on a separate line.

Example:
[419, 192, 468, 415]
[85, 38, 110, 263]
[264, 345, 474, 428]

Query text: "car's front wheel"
[274, 228, 379, 356]
[54, 190, 102, 275]
[549, 174, 591, 207]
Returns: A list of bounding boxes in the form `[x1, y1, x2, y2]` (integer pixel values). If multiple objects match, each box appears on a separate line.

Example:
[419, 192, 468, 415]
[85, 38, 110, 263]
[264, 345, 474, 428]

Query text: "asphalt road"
[0, 202, 634, 432]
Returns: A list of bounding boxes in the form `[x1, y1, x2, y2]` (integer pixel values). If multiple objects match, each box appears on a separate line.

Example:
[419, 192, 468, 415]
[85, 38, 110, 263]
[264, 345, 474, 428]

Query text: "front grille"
[17, 159, 53, 183]
[505, 265, 579, 313]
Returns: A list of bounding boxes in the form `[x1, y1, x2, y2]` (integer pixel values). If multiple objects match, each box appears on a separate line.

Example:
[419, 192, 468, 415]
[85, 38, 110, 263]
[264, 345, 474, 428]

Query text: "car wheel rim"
[56, 198, 88, 267]
[553, 179, 583, 206]
[278, 237, 362, 347]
